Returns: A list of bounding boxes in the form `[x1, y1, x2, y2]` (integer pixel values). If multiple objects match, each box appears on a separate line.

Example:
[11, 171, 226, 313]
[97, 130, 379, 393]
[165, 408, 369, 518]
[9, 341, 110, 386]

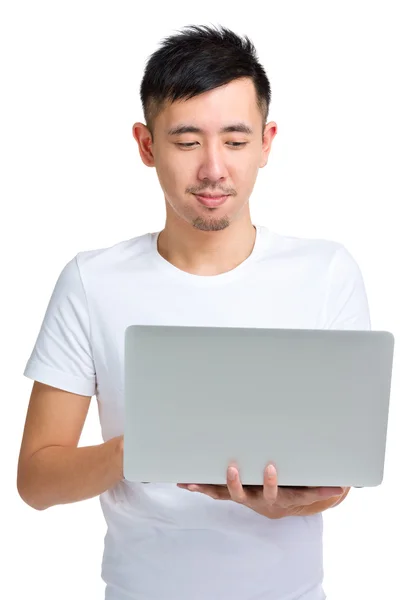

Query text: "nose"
[197, 144, 230, 183]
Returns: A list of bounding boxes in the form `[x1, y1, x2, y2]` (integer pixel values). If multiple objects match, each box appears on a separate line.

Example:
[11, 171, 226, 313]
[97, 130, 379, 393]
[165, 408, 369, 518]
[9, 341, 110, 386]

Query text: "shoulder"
[258, 226, 352, 269]
[50, 233, 155, 301]
[74, 232, 155, 276]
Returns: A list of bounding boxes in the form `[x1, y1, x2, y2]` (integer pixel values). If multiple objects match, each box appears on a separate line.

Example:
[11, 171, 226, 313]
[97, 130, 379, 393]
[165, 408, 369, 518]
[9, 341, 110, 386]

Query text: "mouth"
[193, 193, 230, 208]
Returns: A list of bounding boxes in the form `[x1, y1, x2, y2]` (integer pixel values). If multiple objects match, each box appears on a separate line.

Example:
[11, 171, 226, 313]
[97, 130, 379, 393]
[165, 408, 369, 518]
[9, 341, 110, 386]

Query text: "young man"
[17, 24, 370, 600]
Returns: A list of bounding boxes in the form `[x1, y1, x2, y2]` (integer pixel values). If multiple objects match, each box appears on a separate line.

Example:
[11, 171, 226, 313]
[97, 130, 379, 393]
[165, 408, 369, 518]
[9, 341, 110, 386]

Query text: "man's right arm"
[17, 381, 124, 511]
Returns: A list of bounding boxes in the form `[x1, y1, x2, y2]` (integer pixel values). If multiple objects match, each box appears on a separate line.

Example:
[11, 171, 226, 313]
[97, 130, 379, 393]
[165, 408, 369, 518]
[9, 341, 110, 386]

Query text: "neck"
[157, 211, 257, 276]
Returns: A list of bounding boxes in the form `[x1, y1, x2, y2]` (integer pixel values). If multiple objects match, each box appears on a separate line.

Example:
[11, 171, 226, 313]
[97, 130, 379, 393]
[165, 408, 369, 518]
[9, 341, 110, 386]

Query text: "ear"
[260, 121, 278, 168]
[132, 122, 155, 167]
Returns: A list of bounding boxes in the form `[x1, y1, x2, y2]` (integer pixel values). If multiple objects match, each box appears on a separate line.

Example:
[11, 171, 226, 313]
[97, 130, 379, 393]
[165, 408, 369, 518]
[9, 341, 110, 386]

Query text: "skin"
[131, 77, 349, 518]
[177, 467, 349, 519]
[132, 77, 276, 276]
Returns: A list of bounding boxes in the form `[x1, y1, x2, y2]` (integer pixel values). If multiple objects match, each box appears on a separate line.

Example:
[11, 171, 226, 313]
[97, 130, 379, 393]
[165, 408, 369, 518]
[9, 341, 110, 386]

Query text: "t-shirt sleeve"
[23, 255, 97, 396]
[324, 245, 371, 331]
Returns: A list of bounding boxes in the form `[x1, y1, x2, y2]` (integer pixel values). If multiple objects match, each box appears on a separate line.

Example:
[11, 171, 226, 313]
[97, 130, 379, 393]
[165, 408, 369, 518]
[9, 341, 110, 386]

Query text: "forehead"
[157, 78, 262, 134]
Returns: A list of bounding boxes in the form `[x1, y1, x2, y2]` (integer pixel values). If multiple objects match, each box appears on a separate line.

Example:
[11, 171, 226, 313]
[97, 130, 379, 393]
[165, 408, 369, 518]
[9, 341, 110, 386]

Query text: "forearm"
[17, 436, 123, 511]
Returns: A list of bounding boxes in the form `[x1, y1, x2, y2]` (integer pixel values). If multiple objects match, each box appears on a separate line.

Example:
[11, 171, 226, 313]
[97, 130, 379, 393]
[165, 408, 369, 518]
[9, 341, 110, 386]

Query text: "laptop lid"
[124, 325, 394, 487]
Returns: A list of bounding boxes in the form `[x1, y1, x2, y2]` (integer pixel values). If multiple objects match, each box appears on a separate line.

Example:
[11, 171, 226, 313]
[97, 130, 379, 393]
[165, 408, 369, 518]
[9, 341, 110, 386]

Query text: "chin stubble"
[192, 216, 230, 231]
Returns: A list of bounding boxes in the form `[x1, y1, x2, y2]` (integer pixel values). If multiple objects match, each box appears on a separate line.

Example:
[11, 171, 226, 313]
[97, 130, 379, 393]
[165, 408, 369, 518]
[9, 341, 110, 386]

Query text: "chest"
[88, 269, 327, 437]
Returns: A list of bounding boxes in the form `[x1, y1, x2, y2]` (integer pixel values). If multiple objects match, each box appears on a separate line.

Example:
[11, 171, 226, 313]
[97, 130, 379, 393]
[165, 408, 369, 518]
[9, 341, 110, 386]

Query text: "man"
[17, 24, 370, 600]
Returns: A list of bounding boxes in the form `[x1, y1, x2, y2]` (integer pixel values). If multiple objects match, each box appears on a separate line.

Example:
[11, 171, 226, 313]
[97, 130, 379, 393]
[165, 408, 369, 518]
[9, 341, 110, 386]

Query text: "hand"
[177, 464, 345, 519]
[111, 435, 124, 480]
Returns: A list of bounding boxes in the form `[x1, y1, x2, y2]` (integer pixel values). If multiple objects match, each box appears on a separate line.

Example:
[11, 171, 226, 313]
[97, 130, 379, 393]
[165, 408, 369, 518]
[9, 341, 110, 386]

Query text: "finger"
[201, 485, 232, 500]
[279, 486, 344, 507]
[304, 487, 344, 502]
[263, 464, 278, 504]
[177, 483, 228, 488]
[227, 466, 248, 504]
[182, 484, 231, 500]
[317, 486, 344, 497]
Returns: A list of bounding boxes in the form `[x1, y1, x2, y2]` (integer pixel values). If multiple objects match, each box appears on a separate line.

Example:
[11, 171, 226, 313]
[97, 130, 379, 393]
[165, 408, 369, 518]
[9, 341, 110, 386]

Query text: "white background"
[1, 1, 416, 598]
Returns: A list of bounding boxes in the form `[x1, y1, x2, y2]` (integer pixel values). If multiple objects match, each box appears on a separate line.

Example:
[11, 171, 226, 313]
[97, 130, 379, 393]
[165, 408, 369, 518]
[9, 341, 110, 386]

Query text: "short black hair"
[140, 24, 271, 139]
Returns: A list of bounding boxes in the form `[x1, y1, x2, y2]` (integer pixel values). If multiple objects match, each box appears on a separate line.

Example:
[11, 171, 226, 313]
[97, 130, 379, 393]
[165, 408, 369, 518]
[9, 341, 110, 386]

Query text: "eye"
[176, 142, 248, 148]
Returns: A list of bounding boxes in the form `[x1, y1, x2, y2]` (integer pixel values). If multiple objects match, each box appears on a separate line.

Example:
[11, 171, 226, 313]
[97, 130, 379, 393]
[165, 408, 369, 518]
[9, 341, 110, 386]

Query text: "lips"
[194, 193, 230, 208]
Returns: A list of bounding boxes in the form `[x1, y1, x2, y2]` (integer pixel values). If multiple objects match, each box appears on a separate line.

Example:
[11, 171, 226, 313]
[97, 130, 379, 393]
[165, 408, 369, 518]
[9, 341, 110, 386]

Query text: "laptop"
[123, 325, 394, 487]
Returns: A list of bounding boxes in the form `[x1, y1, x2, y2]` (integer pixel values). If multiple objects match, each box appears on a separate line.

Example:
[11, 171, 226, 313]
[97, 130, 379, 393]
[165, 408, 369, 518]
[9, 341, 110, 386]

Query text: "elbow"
[16, 472, 50, 511]
[17, 484, 48, 511]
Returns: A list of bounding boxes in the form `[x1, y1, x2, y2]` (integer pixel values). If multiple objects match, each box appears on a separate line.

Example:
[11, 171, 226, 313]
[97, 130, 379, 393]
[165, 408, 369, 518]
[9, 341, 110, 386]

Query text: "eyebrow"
[167, 122, 254, 136]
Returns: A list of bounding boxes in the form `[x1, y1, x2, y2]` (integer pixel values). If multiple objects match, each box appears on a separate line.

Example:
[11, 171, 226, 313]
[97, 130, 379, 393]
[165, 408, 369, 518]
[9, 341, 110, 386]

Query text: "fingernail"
[228, 467, 237, 480]
[266, 464, 275, 478]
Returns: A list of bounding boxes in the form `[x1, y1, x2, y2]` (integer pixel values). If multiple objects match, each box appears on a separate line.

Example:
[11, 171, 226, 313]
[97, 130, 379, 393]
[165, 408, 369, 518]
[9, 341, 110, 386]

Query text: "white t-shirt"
[24, 225, 371, 600]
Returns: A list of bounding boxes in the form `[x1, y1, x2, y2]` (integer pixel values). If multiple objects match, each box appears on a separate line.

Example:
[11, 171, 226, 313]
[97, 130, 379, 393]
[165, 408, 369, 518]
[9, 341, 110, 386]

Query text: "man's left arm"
[300, 245, 372, 517]
[180, 246, 371, 517]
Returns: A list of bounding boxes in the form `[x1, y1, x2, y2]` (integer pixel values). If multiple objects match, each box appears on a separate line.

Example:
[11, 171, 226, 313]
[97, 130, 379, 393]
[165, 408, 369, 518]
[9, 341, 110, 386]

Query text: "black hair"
[140, 24, 271, 139]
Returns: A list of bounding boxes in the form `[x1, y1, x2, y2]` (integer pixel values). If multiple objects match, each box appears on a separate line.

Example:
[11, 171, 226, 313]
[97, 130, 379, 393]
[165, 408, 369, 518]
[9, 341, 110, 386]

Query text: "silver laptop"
[123, 325, 394, 487]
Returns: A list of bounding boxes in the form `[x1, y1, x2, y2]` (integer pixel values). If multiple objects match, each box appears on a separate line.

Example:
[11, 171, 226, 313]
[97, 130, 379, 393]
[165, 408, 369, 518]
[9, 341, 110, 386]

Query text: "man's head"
[133, 25, 277, 232]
